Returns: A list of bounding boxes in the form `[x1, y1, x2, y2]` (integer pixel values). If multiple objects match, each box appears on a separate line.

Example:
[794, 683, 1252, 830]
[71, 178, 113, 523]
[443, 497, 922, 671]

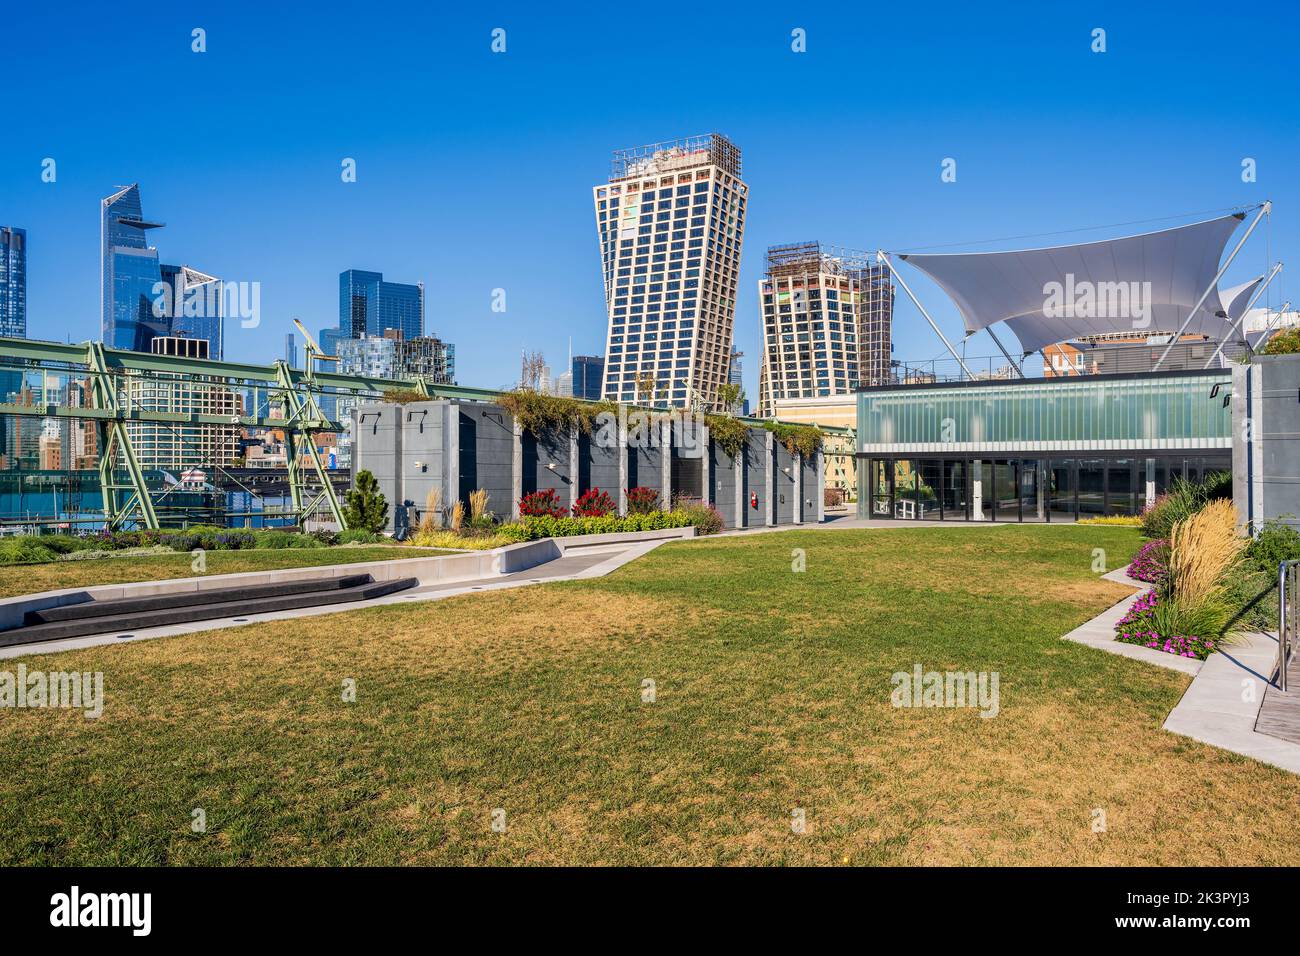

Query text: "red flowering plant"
[572, 488, 616, 517]
[626, 486, 660, 515]
[519, 489, 568, 518]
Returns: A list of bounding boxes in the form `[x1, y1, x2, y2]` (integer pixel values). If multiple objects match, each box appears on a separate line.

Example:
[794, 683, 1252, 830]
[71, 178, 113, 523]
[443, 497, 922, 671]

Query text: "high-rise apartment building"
[124, 336, 240, 470]
[1, 226, 26, 339]
[338, 269, 424, 341]
[102, 185, 222, 357]
[394, 334, 455, 384]
[594, 134, 746, 409]
[757, 242, 893, 416]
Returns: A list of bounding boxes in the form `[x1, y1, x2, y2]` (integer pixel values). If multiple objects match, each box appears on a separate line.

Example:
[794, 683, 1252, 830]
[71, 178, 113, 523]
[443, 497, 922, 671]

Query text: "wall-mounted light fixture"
[547, 462, 557, 471]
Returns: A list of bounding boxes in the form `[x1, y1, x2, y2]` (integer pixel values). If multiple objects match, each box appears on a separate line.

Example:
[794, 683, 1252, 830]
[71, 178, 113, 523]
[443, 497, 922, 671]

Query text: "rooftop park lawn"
[0, 545, 454, 599]
[3, 524, 1298, 865]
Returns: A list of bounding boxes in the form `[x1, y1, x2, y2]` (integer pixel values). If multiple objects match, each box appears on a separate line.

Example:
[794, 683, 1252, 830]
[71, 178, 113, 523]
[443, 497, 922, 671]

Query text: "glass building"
[102, 185, 221, 356]
[1, 226, 26, 339]
[160, 263, 223, 360]
[571, 355, 605, 400]
[856, 370, 1232, 522]
[101, 185, 167, 352]
[594, 134, 746, 409]
[338, 269, 424, 341]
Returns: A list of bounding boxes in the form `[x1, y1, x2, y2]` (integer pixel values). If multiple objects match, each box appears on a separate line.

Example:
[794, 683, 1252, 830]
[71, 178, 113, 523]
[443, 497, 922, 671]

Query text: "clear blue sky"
[2, 0, 1297, 395]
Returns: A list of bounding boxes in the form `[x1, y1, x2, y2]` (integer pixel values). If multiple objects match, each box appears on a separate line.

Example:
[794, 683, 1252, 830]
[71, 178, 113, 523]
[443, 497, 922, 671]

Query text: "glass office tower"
[0, 226, 26, 339]
[101, 185, 167, 352]
[594, 134, 746, 409]
[571, 355, 605, 400]
[160, 263, 223, 360]
[338, 270, 424, 341]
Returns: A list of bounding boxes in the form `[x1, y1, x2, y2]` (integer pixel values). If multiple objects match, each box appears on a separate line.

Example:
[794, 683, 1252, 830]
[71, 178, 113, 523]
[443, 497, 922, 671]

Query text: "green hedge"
[497, 510, 694, 542]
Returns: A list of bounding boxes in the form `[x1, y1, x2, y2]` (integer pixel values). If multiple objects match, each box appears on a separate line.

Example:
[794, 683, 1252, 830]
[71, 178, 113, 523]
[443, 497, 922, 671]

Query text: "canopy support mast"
[1203, 263, 1283, 368]
[983, 326, 1025, 378]
[877, 250, 975, 379]
[1249, 301, 1294, 351]
[1153, 202, 1271, 370]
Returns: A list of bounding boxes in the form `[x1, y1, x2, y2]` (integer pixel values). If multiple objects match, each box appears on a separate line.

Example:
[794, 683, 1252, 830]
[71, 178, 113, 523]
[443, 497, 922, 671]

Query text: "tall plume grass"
[418, 487, 442, 534]
[1169, 498, 1245, 601]
[469, 488, 490, 523]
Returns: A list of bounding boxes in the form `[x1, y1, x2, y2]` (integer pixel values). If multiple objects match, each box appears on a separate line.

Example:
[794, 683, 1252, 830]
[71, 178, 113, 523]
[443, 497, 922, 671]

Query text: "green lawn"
[2, 525, 1297, 866]
[0, 545, 454, 599]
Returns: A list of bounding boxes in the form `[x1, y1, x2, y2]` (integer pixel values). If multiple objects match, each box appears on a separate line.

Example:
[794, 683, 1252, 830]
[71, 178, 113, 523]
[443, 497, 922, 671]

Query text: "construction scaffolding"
[610, 133, 742, 181]
[758, 242, 894, 415]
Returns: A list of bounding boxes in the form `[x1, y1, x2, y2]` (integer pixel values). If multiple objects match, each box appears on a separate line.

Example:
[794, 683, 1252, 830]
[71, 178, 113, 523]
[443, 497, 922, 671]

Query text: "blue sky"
[2, 0, 1297, 395]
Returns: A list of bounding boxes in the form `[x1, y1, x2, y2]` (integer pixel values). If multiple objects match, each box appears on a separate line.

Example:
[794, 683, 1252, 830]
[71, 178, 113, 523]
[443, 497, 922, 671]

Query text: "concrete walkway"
[0, 539, 665, 660]
[1063, 566, 1300, 774]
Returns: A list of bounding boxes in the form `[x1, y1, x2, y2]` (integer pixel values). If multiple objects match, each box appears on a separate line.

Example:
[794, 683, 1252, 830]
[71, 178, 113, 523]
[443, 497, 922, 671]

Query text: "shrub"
[338, 529, 381, 545]
[763, 421, 825, 458]
[1076, 515, 1142, 526]
[0, 539, 58, 565]
[1140, 472, 1230, 538]
[626, 487, 660, 515]
[507, 511, 694, 541]
[677, 502, 724, 535]
[408, 530, 513, 550]
[824, 487, 847, 508]
[1242, 519, 1300, 573]
[343, 469, 389, 534]
[1260, 326, 1300, 355]
[519, 489, 568, 518]
[572, 488, 616, 517]
[1128, 539, 1169, 584]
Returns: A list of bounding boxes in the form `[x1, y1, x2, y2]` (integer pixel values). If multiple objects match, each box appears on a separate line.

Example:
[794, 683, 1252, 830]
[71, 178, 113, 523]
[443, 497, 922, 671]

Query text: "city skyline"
[3, 2, 1297, 401]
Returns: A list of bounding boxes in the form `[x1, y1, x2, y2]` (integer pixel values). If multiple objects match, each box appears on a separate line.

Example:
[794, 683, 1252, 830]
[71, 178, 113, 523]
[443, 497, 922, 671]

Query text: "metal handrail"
[1278, 560, 1300, 691]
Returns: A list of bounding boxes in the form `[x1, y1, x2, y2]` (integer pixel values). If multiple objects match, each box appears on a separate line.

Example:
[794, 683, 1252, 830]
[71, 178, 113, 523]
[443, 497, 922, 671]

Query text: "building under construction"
[758, 242, 893, 416]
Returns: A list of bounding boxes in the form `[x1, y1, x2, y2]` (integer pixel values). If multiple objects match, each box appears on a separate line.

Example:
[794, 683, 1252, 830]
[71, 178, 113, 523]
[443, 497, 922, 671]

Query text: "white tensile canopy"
[897, 213, 1254, 354]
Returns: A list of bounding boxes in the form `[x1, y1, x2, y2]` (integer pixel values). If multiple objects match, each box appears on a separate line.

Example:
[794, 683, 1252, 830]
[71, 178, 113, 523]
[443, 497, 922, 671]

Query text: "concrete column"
[817, 450, 826, 523]
[510, 416, 522, 521]
[734, 444, 743, 528]
[793, 452, 803, 524]
[972, 459, 984, 521]
[661, 416, 672, 510]
[765, 431, 775, 527]
[1036, 460, 1046, 520]
[569, 424, 580, 510]
[701, 424, 711, 506]
[1144, 457, 1156, 512]
[444, 402, 459, 523]
[617, 414, 629, 516]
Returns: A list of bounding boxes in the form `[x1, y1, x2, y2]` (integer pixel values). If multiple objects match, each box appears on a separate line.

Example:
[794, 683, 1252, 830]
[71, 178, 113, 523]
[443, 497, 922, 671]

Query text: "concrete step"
[22, 574, 373, 625]
[0, 576, 418, 647]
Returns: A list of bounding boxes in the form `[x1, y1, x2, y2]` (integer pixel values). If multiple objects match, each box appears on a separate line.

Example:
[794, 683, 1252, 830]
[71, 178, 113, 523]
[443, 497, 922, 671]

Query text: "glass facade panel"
[1078, 459, 1105, 516]
[1107, 459, 1136, 516]
[858, 373, 1231, 448]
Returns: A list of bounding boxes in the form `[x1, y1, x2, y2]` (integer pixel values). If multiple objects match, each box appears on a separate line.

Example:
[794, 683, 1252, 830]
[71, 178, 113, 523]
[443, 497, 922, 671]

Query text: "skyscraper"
[102, 185, 222, 356]
[285, 333, 298, 369]
[757, 242, 893, 416]
[594, 134, 746, 409]
[1, 226, 27, 339]
[571, 355, 605, 400]
[102, 185, 166, 352]
[338, 269, 424, 341]
[160, 264, 224, 360]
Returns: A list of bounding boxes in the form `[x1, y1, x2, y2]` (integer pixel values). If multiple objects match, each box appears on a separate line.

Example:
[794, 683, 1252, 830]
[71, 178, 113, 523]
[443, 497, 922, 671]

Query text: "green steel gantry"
[0, 336, 426, 530]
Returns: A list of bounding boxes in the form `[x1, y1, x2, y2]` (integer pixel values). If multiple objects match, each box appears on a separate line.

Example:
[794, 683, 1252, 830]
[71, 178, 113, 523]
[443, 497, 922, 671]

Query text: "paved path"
[0, 540, 662, 661]
[1063, 566, 1300, 774]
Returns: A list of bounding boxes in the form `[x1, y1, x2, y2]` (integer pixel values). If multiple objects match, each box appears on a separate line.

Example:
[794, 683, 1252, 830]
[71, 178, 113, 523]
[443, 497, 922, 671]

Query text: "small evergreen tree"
[344, 469, 389, 533]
